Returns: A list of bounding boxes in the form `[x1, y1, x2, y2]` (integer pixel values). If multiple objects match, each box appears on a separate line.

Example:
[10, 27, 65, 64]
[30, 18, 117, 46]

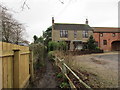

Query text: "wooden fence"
[0, 42, 34, 89]
[54, 56, 92, 89]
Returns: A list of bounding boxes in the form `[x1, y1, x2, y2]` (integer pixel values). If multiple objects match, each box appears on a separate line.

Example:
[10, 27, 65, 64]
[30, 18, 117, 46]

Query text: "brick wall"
[93, 32, 120, 51]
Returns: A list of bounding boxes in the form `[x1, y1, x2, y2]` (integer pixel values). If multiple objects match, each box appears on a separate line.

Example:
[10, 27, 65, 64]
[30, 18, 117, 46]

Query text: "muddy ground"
[36, 60, 58, 88]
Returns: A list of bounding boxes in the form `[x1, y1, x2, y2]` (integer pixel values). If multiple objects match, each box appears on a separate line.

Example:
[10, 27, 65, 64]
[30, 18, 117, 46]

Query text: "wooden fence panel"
[0, 42, 2, 90]
[19, 54, 30, 88]
[0, 42, 33, 88]
[2, 57, 8, 88]
[2, 56, 13, 88]
[0, 58, 2, 90]
[7, 56, 13, 88]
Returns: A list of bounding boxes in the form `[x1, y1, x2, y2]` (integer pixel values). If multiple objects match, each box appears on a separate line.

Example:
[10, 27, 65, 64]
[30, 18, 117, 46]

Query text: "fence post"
[61, 59, 67, 74]
[29, 50, 34, 82]
[55, 58, 57, 66]
[13, 49, 20, 88]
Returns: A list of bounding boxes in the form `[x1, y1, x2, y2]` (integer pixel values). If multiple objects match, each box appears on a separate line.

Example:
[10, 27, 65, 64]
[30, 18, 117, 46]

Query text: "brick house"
[52, 17, 93, 50]
[93, 27, 120, 51]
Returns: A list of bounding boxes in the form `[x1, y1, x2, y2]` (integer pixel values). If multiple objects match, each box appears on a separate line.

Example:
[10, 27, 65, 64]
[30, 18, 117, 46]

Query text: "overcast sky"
[1, 0, 119, 42]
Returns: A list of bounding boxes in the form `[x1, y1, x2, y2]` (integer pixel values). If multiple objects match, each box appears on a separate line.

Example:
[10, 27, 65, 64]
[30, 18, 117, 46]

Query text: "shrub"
[48, 41, 67, 52]
[48, 41, 59, 51]
[48, 51, 55, 61]
[95, 46, 100, 50]
[58, 41, 67, 51]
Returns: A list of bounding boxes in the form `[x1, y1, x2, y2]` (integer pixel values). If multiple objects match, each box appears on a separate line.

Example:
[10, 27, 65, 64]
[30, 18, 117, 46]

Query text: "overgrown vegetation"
[58, 73, 70, 88]
[48, 41, 67, 52]
[29, 26, 52, 83]
[29, 41, 47, 87]
[57, 73, 63, 78]
[33, 35, 44, 44]
[30, 43, 47, 70]
[48, 51, 55, 62]
[60, 82, 70, 88]
[43, 26, 52, 47]
[55, 69, 70, 88]
[48, 41, 59, 51]
[47, 41, 67, 61]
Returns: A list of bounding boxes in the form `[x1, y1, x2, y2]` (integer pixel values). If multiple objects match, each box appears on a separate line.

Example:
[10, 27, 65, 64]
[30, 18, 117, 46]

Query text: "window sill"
[60, 37, 68, 38]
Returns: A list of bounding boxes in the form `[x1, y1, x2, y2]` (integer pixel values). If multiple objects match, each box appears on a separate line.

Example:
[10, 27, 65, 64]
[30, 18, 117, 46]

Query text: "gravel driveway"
[71, 52, 119, 88]
[94, 53, 119, 61]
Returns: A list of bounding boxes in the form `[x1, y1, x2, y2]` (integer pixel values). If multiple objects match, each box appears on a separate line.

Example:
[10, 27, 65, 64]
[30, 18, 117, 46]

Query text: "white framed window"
[74, 30, 77, 38]
[82, 31, 88, 38]
[60, 30, 68, 38]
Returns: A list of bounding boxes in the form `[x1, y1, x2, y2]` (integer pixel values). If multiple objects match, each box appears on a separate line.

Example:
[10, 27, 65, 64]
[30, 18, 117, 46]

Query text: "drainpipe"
[99, 33, 100, 48]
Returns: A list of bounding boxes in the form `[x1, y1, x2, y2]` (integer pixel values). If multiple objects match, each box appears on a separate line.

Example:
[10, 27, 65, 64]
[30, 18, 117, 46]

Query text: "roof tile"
[53, 23, 93, 31]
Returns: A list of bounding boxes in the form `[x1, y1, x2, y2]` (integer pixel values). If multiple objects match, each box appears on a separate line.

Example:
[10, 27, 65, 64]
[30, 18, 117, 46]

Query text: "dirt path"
[36, 59, 58, 88]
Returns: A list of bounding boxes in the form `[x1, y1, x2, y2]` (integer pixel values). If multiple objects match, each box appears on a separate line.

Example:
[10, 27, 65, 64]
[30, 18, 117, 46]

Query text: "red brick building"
[93, 27, 120, 51]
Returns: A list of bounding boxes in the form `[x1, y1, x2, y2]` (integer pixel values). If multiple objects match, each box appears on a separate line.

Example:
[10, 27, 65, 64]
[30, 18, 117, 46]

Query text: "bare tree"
[0, 5, 2, 41]
[0, 4, 27, 44]
[1, 7, 12, 42]
[21, 0, 30, 11]
[11, 22, 25, 44]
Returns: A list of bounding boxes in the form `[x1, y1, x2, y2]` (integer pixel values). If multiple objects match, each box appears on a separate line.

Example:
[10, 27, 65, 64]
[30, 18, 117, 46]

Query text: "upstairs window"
[82, 31, 88, 38]
[103, 40, 107, 45]
[112, 33, 115, 37]
[60, 30, 68, 38]
[74, 30, 77, 38]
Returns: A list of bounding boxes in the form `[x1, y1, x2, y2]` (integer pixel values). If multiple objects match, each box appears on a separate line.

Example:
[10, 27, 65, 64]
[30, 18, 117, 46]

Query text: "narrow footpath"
[36, 59, 58, 88]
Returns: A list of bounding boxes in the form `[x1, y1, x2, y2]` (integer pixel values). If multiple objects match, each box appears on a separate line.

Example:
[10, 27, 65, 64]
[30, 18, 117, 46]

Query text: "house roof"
[93, 27, 120, 33]
[53, 23, 93, 31]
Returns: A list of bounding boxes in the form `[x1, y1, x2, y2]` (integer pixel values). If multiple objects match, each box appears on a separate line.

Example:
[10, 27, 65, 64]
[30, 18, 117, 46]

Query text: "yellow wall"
[52, 30, 93, 42]
[52, 29, 93, 50]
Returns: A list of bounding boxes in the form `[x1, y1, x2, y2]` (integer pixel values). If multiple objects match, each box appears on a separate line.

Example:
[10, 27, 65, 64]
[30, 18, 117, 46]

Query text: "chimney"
[85, 19, 88, 24]
[52, 17, 54, 41]
[52, 17, 54, 25]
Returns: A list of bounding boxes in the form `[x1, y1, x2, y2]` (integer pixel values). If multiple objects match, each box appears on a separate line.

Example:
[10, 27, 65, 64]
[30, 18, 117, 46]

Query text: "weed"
[60, 82, 70, 88]
[57, 73, 63, 78]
